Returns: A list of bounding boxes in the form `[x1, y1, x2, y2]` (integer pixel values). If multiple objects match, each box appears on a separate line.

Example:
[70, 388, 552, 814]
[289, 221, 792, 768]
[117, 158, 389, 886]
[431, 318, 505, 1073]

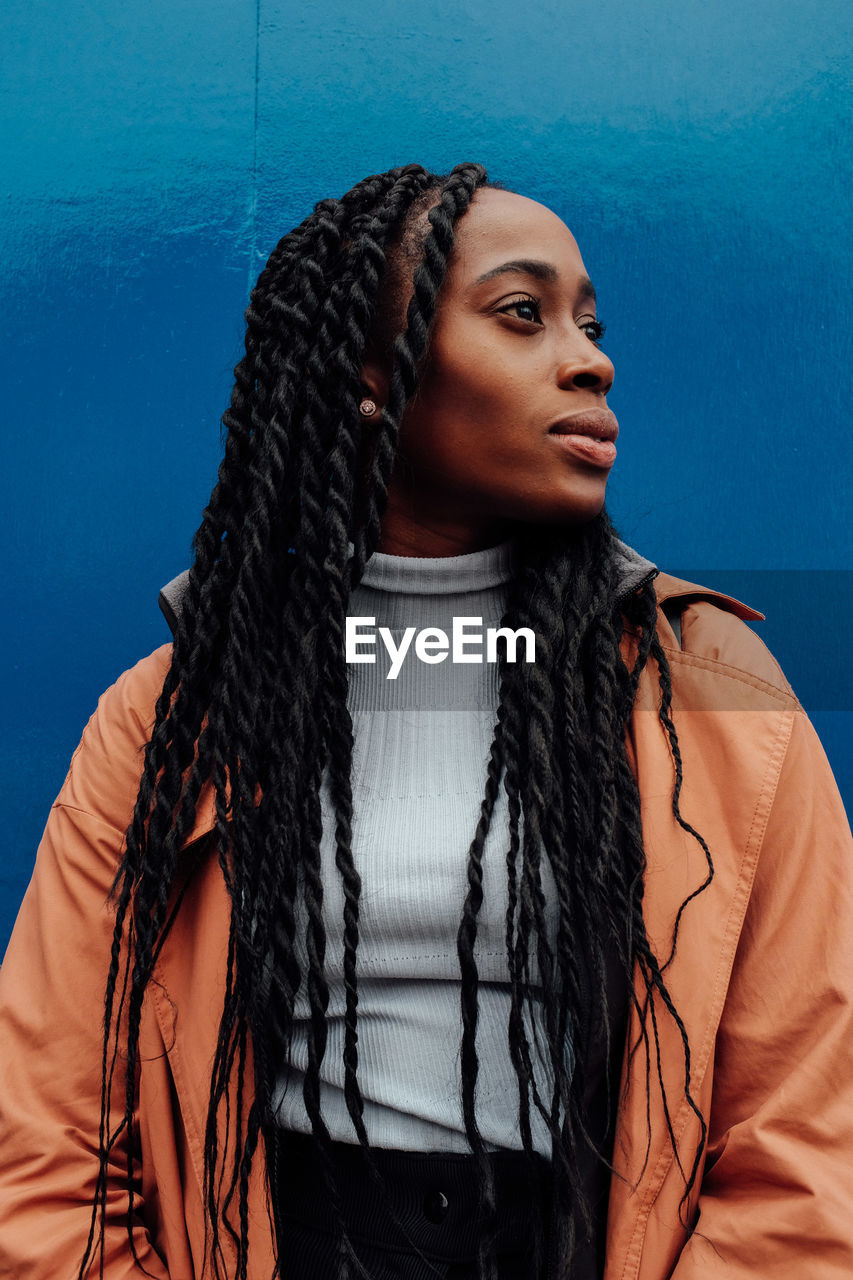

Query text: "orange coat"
[1, 574, 852, 1279]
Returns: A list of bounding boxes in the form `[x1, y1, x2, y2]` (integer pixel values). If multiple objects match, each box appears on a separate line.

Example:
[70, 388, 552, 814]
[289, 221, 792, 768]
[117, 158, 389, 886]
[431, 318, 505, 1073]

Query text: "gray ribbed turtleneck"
[272, 539, 560, 1155]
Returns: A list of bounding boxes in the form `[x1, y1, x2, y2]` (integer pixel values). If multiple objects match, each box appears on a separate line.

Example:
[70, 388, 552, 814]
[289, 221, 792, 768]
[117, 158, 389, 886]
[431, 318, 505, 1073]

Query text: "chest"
[290, 705, 557, 985]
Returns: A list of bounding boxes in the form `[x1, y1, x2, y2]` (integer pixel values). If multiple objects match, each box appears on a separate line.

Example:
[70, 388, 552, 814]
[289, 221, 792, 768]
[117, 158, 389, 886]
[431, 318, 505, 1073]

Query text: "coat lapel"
[151, 793, 278, 1278]
[605, 615, 793, 1278]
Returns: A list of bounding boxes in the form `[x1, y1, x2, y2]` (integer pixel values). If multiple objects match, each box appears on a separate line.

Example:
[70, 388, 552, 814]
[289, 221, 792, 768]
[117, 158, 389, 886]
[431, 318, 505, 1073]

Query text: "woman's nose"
[556, 339, 614, 395]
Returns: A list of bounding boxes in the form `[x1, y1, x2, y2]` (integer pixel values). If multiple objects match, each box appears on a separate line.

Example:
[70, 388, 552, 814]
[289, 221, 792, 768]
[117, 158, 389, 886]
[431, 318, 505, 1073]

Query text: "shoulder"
[652, 570, 798, 709]
[57, 644, 174, 832]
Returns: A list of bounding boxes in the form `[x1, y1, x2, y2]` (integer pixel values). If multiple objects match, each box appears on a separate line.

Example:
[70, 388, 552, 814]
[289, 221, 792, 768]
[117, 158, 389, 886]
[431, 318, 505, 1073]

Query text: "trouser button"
[423, 1188, 450, 1224]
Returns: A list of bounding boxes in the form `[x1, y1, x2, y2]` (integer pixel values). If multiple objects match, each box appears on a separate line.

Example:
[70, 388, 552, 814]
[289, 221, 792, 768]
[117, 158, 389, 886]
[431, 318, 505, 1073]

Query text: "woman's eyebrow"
[473, 258, 597, 303]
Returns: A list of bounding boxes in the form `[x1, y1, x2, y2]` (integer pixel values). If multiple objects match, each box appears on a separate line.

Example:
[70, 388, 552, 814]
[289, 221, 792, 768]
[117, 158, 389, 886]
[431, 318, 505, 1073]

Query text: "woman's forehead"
[449, 187, 583, 277]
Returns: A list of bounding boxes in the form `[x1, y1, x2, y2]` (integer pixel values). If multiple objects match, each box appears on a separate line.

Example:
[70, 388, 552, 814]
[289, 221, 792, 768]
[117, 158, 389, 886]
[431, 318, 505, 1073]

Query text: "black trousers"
[272, 1130, 552, 1279]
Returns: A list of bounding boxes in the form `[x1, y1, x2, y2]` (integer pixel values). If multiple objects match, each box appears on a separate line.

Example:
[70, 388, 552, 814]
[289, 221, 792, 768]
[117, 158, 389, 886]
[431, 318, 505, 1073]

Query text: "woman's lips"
[547, 408, 619, 468]
[549, 434, 617, 466]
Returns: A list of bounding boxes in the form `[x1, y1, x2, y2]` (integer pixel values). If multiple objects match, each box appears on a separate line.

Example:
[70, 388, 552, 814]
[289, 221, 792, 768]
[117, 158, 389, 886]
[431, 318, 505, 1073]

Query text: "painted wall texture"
[2, 0, 851, 947]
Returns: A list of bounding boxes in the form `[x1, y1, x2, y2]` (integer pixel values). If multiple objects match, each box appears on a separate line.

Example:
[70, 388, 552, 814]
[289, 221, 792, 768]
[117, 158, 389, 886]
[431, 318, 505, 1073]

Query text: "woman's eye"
[579, 318, 607, 346]
[496, 296, 543, 325]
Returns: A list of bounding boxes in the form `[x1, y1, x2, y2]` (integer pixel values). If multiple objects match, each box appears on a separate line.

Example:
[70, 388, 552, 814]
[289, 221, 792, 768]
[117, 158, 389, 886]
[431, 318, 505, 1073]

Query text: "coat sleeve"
[0, 650, 173, 1279]
[672, 705, 853, 1277]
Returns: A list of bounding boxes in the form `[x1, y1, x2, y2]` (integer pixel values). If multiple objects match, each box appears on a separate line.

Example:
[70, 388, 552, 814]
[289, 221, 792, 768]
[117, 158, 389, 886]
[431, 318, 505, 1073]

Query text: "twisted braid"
[84, 162, 712, 1280]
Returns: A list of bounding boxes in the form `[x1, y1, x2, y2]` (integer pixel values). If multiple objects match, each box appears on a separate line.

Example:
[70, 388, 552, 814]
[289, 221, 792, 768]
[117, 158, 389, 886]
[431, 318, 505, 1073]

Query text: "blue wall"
[3, 0, 852, 947]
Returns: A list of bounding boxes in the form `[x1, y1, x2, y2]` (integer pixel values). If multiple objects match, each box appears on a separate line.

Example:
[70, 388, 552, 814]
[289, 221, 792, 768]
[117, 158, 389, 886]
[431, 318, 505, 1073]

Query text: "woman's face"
[368, 187, 617, 557]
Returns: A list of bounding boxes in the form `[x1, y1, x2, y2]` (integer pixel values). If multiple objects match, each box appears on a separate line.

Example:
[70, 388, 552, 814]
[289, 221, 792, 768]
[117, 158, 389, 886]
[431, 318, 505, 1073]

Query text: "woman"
[0, 162, 851, 1280]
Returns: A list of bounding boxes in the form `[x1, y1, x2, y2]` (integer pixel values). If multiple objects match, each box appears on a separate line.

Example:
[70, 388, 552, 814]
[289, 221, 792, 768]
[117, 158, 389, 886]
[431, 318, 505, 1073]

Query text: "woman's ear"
[354, 350, 392, 496]
[358, 351, 391, 412]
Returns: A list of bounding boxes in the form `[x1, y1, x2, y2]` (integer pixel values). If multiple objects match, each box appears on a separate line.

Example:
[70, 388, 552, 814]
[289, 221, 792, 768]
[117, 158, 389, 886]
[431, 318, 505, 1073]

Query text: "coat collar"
[157, 540, 762, 638]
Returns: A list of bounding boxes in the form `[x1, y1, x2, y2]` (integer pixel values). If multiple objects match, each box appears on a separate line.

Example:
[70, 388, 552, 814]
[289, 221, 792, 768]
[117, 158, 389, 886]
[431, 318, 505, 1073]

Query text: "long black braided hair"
[81, 162, 712, 1280]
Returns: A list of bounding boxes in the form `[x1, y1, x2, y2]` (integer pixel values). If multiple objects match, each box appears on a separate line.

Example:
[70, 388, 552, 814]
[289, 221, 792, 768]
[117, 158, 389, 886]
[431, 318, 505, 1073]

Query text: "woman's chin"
[520, 483, 610, 529]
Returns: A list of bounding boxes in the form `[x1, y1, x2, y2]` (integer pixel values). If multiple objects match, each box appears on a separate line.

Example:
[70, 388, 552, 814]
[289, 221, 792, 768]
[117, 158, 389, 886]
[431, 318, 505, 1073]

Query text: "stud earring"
[359, 398, 378, 417]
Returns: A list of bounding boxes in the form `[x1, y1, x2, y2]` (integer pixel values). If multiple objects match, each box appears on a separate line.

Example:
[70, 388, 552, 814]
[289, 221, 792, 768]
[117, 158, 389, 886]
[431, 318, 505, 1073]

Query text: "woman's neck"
[376, 498, 517, 558]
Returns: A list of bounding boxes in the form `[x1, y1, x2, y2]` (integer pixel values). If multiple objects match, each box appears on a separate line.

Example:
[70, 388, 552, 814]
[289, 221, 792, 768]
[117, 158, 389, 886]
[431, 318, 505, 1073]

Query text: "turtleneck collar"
[157, 536, 658, 638]
[359, 538, 518, 595]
